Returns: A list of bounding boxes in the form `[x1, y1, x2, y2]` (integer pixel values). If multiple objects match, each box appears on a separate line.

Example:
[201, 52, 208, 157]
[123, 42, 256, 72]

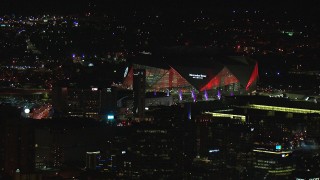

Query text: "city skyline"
[1, 0, 320, 179]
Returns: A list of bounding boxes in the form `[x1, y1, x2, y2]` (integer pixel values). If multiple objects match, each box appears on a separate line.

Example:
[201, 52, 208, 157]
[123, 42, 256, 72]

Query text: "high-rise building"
[86, 151, 100, 170]
[129, 126, 179, 178]
[0, 106, 35, 176]
[52, 86, 116, 120]
[252, 147, 295, 178]
[133, 69, 146, 120]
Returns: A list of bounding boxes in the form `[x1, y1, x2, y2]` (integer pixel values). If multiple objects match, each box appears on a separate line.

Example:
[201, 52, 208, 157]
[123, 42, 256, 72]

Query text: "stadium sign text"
[189, 73, 207, 79]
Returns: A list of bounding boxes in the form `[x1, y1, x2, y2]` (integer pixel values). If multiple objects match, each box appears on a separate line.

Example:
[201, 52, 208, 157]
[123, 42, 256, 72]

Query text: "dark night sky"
[0, 0, 319, 15]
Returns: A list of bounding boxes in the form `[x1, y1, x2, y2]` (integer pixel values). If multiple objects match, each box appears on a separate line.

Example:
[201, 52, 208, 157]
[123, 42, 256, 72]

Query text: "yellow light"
[237, 104, 320, 114]
[268, 168, 294, 174]
[253, 149, 292, 154]
[204, 112, 246, 122]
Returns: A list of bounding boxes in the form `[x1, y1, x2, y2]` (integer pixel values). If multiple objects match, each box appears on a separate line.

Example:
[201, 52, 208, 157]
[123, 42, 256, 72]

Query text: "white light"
[122, 151, 126, 154]
[107, 115, 114, 120]
[209, 149, 219, 153]
[124, 67, 129, 77]
[88, 63, 94, 67]
[86, 151, 100, 154]
[24, 108, 30, 114]
[145, 107, 149, 110]
[140, 51, 152, 55]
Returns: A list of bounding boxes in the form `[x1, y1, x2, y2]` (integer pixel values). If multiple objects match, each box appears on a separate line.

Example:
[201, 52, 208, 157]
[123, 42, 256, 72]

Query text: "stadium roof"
[125, 47, 258, 91]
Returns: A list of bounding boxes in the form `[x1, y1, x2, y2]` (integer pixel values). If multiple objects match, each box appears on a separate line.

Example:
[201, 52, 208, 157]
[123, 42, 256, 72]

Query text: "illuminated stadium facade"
[122, 48, 259, 102]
